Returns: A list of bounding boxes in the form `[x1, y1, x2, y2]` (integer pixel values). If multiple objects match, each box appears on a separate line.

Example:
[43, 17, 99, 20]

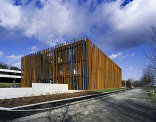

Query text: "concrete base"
[32, 83, 68, 96]
[0, 83, 77, 99]
[0, 88, 32, 99]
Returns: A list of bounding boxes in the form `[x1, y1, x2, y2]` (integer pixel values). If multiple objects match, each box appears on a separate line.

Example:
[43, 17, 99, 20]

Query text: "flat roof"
[0, 74, 21, 78]
[0, 69, 21, 74]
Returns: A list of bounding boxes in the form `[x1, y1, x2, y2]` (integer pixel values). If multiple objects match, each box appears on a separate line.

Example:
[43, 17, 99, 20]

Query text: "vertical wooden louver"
[21, 38, 122, 90]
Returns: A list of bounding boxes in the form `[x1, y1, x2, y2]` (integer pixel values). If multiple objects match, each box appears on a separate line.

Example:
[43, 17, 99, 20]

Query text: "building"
[0, 68, 21, 83]
[21, 38, 122, 90]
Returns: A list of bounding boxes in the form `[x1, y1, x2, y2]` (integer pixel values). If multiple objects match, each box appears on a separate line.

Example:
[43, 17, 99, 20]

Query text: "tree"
[144, 27, 156, 85]
[133, 80, 141, 87]
[126, 79, 133, 88]
[122, 79, 133, 88]
[146, 27, 156, 73]
[0, 63, 8, 69]
[134, 27, 156, 87]
[133, 65, 155, 87]
[140, 64, 154, 86]
[10, 66, 19, 70]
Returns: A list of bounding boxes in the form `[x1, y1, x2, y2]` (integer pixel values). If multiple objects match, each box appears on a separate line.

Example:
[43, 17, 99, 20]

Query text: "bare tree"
[146, 27, 156, 70]
[135, 28, 156, 87]
[140, 64, 154, 86]
[144, 27, 156, 85]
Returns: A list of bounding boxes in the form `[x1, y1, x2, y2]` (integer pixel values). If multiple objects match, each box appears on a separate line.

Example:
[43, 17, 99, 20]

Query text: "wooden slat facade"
[21, 38, 122, 90]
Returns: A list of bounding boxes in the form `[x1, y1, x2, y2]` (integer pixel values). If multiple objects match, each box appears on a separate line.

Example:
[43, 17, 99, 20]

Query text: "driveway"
[9, 88, 156, 122]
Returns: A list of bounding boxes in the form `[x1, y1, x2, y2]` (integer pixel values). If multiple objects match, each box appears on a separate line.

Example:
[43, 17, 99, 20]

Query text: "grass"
[142, 87, 156, 104]
[147, 92, 156, 104]
[0, 83, 21, 87]
[142, 87, 151, 92]
[91, 88, 125, 93]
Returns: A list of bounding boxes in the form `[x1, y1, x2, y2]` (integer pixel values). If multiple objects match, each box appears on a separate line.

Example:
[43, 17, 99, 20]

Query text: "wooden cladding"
[21, 38, 122, 90]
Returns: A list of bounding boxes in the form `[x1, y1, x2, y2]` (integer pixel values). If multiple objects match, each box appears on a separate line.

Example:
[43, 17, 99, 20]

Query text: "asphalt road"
[9, 88, 156, 122]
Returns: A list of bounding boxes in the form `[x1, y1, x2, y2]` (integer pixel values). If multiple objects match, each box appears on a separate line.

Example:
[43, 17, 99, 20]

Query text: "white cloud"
[122, 53, 136, 58]
[0, 0, 156, 49]
[30, 46, 39, 53]
[12, 61, 21, 68]
[0, 0, 21, 29]
[7, 55, 23, 63]
[109, 52, 122, 59]
[0, 51, 3, 58]
[6, 54, 23, 68]
[110, 52, 136, 60]
[124, 67, 134, 71]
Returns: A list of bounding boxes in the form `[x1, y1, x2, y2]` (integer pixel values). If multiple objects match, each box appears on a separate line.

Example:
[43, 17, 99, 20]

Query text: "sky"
[0, 0, 155, 80]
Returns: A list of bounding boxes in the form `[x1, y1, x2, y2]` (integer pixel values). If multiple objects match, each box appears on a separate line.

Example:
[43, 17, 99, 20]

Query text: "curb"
[0, 89, 126, 121]
[6, 90, 125, 111]
[1, 89, 126, 111]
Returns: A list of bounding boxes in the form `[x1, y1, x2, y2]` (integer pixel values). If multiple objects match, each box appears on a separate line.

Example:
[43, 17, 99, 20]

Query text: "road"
[10, 88, 156, 122]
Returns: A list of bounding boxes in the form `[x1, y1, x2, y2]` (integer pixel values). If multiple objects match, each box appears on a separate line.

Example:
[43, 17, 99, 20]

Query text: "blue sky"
[0, 0, 155, 80]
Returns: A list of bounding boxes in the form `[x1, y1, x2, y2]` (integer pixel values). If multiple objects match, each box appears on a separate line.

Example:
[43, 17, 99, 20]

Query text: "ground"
[5, 88, 156, 122]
